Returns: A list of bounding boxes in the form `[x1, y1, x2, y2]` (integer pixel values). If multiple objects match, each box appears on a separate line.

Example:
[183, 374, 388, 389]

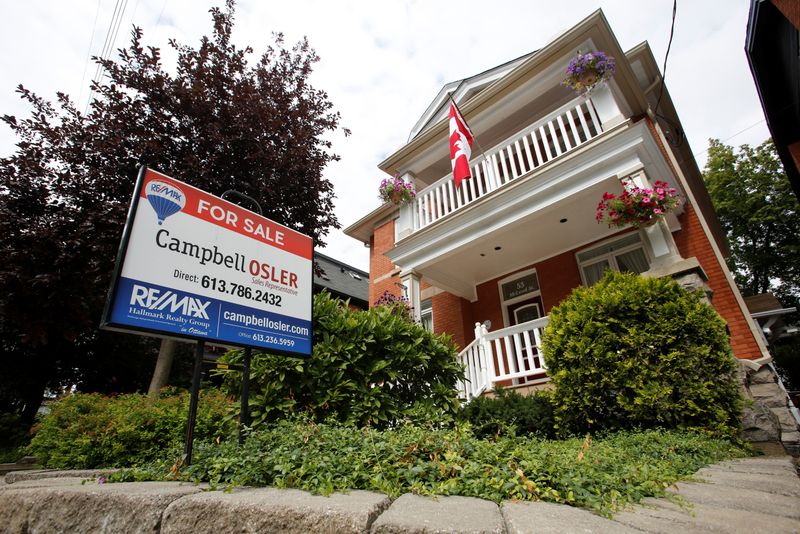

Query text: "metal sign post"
[239, 347, 252, 444]
[183, 340, 205, 465]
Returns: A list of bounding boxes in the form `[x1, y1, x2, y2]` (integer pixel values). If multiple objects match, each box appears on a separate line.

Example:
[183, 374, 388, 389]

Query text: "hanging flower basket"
[596, 180, 679, 229]
[379, 175, 416, 205]
[562, 51, 616, 96]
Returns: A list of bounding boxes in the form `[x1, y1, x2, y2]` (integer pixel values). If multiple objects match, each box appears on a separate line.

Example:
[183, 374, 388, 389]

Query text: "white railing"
[456, 316, 550, 401]
[411, 98, 602, 232]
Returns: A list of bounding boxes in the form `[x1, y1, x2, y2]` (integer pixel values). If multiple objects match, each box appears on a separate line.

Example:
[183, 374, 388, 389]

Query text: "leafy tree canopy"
[702, 139, 800, 306]
[0, 1, 346, 422]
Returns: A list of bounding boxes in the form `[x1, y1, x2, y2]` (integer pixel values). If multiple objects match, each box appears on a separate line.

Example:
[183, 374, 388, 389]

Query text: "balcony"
[457, 316, 550, 400]
[407, 97, 604, 233]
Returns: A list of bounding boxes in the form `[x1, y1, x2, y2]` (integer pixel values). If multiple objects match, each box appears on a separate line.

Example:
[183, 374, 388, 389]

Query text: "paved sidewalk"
[1, 456, 798, 533]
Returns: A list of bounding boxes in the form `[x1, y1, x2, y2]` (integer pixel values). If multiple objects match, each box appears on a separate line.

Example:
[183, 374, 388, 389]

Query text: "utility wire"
[692, 117, 768, 161]
[653, 0, 685, 148]
[77, 0, 102, 114]
[85, 0, 129, 114]
[654, 0, 677, 117]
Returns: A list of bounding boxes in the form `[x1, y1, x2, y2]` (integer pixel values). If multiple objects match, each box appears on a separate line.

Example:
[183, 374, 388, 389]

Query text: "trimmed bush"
[542, 271, 742, 437]
[458, 387, 554, 438]
[27, 388, 234, 468]
[219, 291, 463, 428]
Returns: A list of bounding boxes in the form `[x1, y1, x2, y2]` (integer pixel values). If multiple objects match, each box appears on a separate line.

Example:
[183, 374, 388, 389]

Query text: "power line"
[85, 0, 129, 114]
[654, 0, 677, 117]
[693, 118, 768, 160]
[77, 0, 102, 113]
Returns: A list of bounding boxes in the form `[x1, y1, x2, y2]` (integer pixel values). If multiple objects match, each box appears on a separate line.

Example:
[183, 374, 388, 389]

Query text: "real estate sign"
[101, 167, 313, 356]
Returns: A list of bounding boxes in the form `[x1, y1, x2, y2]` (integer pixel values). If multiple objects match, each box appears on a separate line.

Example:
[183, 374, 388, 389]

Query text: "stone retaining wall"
[2, 460, 799, 534]
[740, 359, 800, 455]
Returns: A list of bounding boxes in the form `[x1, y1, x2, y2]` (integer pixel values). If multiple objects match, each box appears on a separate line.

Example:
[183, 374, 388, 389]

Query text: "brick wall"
[432, 292, 474, 349]
[673, 204, 763, 360]
[536, 250, 583, 313]
[473, 276, 505, 339]
[369, 219, 400, 306]
[643, 116, 763, 361]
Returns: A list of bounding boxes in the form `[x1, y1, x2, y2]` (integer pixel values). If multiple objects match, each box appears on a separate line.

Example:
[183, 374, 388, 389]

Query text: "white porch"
[457, 316, 550, 401]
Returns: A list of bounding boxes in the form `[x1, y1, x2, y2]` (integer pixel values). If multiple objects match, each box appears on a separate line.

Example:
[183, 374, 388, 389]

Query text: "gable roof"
[408, 51, 537, 142]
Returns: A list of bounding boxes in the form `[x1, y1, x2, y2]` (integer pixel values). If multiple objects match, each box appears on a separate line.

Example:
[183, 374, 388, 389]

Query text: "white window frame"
[420, 298, 433, 332]
[576, 232, 652, 287]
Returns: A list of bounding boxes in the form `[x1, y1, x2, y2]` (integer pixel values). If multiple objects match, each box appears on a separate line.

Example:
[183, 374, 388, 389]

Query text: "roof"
[745, 0, 800, 198]
[407, 50, 537, 142]
[313, 252, 369, 307]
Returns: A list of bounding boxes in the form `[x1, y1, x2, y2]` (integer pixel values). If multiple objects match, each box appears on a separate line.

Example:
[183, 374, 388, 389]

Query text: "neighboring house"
[745, 293, 798, 347]
[746, 0, 800, 199]
[313, 252, 369, 310]
[345, 9, 771, 401]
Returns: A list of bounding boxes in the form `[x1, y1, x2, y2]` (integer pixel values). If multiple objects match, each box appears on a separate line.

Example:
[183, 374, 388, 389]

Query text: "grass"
[110, 419, 751, 517]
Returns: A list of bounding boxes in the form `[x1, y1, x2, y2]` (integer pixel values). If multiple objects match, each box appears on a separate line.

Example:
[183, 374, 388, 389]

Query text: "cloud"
[0, 0, 770, 275]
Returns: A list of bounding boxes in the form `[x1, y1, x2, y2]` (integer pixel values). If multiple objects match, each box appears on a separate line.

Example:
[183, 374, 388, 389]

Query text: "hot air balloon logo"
[146, 181, 186, 225]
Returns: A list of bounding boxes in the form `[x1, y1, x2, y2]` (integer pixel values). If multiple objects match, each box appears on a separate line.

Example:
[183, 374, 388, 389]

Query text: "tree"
[702, 139, 800, 305]
[0, 1, 346, 422]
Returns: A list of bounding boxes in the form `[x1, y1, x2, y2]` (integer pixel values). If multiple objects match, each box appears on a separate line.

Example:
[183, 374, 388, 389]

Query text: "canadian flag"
[449, 101, 474, 189]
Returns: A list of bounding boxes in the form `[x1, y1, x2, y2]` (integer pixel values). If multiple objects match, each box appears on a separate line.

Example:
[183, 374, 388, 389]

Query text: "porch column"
[626, 170, 683, 270]
[627, 170, 713, 301]
[396, 171, 417, 240]
[400, 270, 422, 323]
[591, 83, 625, 129]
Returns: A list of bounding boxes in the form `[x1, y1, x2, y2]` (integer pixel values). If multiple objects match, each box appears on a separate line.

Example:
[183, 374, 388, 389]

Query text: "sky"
[0, 1, 770, 273]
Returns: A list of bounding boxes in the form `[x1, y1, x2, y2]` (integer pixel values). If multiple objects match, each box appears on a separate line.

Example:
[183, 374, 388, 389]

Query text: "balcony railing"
[410, 98, 603, 232]
[457, 316, 549, 401]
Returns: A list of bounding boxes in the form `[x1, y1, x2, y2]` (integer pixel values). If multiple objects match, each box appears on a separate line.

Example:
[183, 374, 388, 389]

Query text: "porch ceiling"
[415, 177, 624, 300]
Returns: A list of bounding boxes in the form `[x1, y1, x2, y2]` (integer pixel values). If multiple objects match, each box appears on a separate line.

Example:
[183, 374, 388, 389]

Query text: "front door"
[505, 295, 545, 384]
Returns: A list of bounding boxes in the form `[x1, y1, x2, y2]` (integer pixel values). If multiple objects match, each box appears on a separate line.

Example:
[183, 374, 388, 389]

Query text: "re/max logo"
[130, 284, 210, 319]
[149, 183, 184, 202]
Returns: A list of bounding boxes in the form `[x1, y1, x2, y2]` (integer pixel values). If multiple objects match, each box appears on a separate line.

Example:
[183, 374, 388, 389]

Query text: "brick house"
[344, 10, 769, 401]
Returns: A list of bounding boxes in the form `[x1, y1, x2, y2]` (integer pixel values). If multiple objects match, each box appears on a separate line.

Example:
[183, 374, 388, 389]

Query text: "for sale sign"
[101, 167, 313, 355]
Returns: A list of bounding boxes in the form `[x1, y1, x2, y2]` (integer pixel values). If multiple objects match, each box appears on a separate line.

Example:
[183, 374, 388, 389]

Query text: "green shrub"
[219, 292, 463, 428]
[458, 387, 554, 439]
[542, 271, 742, 437]
[0, 411, 31, 463]
[27, 388, 234, 468]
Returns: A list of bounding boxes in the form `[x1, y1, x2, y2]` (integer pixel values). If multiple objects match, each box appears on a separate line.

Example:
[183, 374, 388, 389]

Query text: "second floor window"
[577, 233, 650, 286]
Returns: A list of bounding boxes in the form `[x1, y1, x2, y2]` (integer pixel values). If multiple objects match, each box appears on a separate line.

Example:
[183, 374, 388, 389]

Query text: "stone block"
[371, 494, 504, 534]
[749, 366, 778, 385]
[4, 468, 118, 484]
[0, 480, 202, 534]
[780, 430, 800, 447]
[692, 467, 800, 497]
[667, 480, 800, 519]
[741, 401, 781, 442]
[749, 383, 789, 408]
[770, 408, 800, 433]
[161, 488, 389, 534]
[615, 500, 800, 533]
[502, 501, 639, 533]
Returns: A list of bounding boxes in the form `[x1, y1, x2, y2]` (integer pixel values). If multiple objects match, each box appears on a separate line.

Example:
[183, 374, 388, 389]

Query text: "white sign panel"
[102, 168, 313, 355]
